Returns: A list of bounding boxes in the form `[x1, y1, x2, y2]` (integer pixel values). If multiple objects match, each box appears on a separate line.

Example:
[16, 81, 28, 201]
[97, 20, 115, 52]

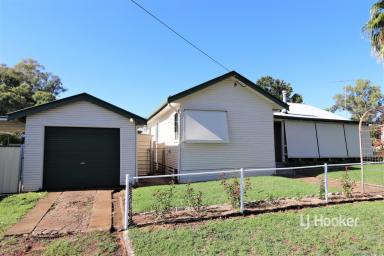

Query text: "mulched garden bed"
[131, 193, 384, 227]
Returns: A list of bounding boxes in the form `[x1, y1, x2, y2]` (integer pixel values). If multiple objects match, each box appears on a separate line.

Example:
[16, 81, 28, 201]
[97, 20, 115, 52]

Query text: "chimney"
[282, 90, 287, 103]
[282, 90, 288, 113]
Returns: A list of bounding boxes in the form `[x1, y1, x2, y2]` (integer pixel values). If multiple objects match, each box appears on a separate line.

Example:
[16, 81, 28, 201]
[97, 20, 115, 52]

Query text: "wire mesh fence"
[124, 162, 384, 229]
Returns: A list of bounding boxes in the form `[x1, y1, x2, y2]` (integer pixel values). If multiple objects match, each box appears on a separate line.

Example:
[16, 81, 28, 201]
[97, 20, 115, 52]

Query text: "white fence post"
[324, 163, 328, 203]
[239, 168, 244, 214]
[360, 162, 365, 194]
[124, 174, 130, 230]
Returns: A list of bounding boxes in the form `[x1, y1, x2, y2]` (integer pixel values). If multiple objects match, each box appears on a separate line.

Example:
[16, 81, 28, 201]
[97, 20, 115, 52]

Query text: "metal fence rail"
[124, 161, 384, 229]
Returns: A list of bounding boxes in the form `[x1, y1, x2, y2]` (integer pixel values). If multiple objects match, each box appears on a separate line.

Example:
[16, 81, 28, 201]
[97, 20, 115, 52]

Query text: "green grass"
[327, 164, 384, 186]
[0, 231, 119, 256]
[129, 201, 384, 256]
[0, 192, 46, 237]
[43, 232, 118, 256]
[133, 176, 323, 213]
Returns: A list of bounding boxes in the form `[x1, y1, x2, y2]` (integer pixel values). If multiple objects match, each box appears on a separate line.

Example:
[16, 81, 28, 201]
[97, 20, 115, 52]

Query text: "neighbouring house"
[0, 116, 25, 134]
[3, 93, 146, 191]
[147, 71, 361, 182]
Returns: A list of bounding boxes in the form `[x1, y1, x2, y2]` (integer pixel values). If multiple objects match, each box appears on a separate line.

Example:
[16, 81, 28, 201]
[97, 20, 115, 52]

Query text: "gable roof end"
[6, 93, 147, 125]
[148, 71, 289, 120]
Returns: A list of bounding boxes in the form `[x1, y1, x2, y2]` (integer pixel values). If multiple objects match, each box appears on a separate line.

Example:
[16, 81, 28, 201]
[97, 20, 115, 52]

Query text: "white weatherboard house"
[1, 71, 360, 191]
[147, 71, 360, 182]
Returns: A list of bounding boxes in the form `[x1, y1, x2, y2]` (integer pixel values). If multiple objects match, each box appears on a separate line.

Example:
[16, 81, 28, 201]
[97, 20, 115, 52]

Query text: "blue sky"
[0, 0, 382, 118]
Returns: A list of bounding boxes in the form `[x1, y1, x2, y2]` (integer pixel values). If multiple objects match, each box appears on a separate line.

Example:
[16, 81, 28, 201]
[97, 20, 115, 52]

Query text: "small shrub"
[221, 177, 251, 208]
[151, 184, 175, 218]
[265, 193, 278, 204]
[183, 183, 204, 213]
[319, 176, 325, 199]
[341, 167, 355, 198]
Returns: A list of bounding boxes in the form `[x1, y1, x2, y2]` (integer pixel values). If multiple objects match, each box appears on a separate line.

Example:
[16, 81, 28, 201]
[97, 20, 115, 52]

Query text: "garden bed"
[131, 193, 384, 227]
[131, 176, 331, 213]
[129, 201, 384, 255]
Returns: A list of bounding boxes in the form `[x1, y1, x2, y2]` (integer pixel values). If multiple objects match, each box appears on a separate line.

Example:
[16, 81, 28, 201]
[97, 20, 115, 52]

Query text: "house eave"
[147, 71, 289, 121]
[273, 114, 359, 124]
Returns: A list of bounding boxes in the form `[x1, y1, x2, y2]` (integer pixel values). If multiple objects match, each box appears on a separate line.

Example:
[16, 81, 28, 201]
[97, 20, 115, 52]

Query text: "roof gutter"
[273, 114, 359, 124]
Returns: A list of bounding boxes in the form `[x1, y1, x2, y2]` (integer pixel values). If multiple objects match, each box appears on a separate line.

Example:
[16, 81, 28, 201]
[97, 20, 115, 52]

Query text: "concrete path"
[32, 190, 96, 236]
[6, 192, 61, 236]
[88, 190, 112, 232]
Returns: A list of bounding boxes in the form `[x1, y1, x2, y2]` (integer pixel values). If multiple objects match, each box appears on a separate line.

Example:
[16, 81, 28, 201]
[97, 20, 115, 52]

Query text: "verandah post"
[240, 168, 244, 214]
[324, 163, 328, 203]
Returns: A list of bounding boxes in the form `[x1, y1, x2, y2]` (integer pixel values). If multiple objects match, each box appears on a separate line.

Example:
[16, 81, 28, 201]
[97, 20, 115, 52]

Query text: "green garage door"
[43, 127, 120, 190]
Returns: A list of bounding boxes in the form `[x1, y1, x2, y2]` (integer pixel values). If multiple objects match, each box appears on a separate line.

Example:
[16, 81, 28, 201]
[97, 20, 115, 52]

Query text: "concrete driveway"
[6, 190, 112, 237]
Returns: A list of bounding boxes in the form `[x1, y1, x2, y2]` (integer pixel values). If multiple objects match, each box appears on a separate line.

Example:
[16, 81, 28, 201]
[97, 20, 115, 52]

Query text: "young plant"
[319, 176, 325, 199]
[265, 193, 278, 204]
[341, 167, 355, 198]
[183, 183, 204, 213]
[221, 177, 251, 208]
[151, 183, 175, 218]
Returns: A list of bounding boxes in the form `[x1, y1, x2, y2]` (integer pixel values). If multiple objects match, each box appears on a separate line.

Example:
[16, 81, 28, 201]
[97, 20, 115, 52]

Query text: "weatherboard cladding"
[176, 78, 276, 182]
[148, 71, 288, 120]
[157, 113, 179, 170]
[147, 108, 179, 171]
[23, 101, 136, 191]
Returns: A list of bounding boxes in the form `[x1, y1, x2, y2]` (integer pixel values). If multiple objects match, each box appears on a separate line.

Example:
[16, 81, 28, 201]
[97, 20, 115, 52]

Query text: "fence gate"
[359, 107, 384, 194]
[0, 146, 21, 193]
[137, 134, 152, 176]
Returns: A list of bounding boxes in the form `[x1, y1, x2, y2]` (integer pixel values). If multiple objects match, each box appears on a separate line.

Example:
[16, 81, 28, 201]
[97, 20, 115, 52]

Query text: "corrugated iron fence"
[0, 146, 22, 193]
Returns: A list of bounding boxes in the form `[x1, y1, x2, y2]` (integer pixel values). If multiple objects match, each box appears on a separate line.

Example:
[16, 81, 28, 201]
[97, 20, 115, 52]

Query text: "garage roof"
[5, 93, 147, 125]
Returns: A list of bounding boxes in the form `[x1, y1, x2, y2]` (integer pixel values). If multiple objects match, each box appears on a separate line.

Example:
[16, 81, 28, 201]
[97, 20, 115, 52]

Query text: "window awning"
[285, 120, 319, 158]
[343, 124, 360, 157]
[316, 122, 348, 158]
[183, 110, 229, 143]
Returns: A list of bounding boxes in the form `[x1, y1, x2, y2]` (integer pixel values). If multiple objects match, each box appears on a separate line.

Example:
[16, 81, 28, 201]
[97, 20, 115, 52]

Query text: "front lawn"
[133, 176, 323, 213]
[0, 192, 46, 237]
[43, 231, 119, 256]
[129, 201, 384, 255]
[0, 231, 120, 256]
[328, 164, 384, 186]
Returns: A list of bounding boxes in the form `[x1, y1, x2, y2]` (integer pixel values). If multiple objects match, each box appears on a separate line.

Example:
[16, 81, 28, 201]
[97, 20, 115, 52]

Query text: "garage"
[4, 93, 146, 191]
[43, 127, 120, 190]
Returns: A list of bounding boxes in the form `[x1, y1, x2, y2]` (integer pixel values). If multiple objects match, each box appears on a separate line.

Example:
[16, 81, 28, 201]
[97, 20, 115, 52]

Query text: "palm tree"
[364, 0, 384, 61]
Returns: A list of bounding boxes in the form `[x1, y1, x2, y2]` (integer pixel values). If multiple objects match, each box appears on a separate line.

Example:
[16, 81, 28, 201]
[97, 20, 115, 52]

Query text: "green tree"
[0, 59, 66, 115]
[255, 76, 303, 103]
[327, 80, 383, 121]
[290, 93, 303, 104]
[363, 0, 384, 61]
